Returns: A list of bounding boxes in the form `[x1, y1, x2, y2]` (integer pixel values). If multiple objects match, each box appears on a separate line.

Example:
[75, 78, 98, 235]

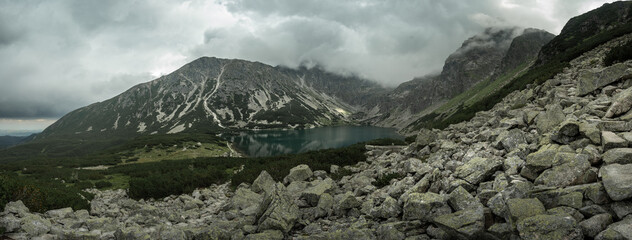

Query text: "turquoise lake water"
[226, 126, 403, 157]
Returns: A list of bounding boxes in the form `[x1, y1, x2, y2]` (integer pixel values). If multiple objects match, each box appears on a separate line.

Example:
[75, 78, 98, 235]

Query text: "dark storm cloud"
[0, 0, 617, 124]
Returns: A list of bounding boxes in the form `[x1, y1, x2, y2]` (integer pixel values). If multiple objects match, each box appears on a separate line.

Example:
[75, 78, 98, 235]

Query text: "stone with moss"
[433, 209, 484, 238]
[454, 157, 503, 185]
[600, 164, 632, 201]
[403, 192, 451, 221]
[506, 198, 545, 227]
[516, 214, 582, 240]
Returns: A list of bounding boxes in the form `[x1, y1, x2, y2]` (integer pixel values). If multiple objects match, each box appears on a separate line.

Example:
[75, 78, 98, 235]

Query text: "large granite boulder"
[577, 62, 632, 96]
[284, 165, 313, 184]
[600, 164, 632, 201]
[252, 170, 276, 194]
[403, 192, 451, 221]
[603, 148, 632, 165]
[433, 209, 485, 238]
[595, 216, 632, 240]
[257, 183, 300, 233]
[454, 157, 503, 185]
[516, 214, 582, 240]
[606, 84, 632, 118]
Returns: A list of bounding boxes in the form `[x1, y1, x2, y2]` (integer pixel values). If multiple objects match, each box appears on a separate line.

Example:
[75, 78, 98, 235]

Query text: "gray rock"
[244, 230, 284, 240]
[579, 205, 609, 218]
[454, 157, 502, 185]
[551, 120, 581, 145]
[416, 129, 437, 147]
[516, 214, 582, 240]
[433, 209, 484, 238]
[448, 186, 483, 211]
[21, 214, 52, 237]
[600, 164, 632, 201]
[230, 187, 262, 210]
[45, 207, 73, 219]
[579, 122, 602, 145]
[597, 120, 632, 132]
[4, 201, 29, 217]
[252, 170, 276, 194]
[524, 144, 560, 173]
[284, 164, 313, 184]
[611, 201, 632, 219]
[159, 226, 187, 240]
[534, 157, 591, 187]
[579, 213, 613, 238]
[376, 223, 406, 240]
[577, 62, 632, 96]
[0, 214, 21, 233]
[336, 191, 361, 211]
[603, 148, 632, 165]
[496, 129, 527, 152]
[506, 198, 546, 227]
[504, 156, 525, 175]
[547, 206, 585, 222]
[301, 178, 334, 207]
[403, 192, 451, 221]
[257, 183, 299, 233]
[556, 192, 583, 209]
[536, 104, 565, 133]
[595, 216, 632, 240]
[296, 228, 376, 240]
[602, 131, 627, 151]
[606, 87, 632, 118]
[371, 196, 401, 219]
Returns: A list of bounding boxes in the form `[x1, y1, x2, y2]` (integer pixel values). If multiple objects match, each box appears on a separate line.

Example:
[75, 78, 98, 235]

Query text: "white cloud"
[0, 0, 619, 129]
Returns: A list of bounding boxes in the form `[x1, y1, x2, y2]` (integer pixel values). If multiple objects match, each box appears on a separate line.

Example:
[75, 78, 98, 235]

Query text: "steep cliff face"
[367, 28, 554, 129]
[38, 57, 383, 140]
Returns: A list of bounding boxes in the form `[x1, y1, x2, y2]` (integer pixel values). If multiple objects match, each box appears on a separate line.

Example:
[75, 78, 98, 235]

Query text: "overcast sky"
[0, 0, 617, 134]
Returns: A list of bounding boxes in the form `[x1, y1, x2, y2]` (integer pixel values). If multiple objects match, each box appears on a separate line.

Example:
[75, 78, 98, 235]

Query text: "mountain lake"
[225, 125, 403, 157]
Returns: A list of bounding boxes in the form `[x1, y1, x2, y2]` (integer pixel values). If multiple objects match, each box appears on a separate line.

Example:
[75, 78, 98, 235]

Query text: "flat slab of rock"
[506, 198, 546, 226]
[455, 157, 502, 185]
[403, 192, 451, 221]
[602, 131, 627, 151]
[603, 148, 632, 165]
[577, 62, 632, 96]
[516, 214, 582, 240]
[600, 164, 632, 201]
[434, 209, 484, 238]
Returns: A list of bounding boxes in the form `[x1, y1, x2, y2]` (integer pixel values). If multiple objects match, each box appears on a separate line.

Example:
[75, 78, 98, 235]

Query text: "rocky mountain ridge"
[365, 28, 555, 129]
[3, 26, 632, 240]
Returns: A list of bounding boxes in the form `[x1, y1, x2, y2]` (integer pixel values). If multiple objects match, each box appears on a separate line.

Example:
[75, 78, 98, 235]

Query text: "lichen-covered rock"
[433, 209, 484, 238]
[21, 214, 52, 237]
[257, 183, 300, 233]
[370, 196, 401, 219]
[611, 201, 632, 219]
[506, 198, 545, 227]
[376, 222, 406, 240]
[416, 128, 438, 147]
[600, 164, 632, 201]
[454, 157, 502, 185]
[579, 213, 613, 238]
[301, 178, 334, 207]
[605, 86, 632, 118]
[579, 122, 602, 145]
[516, 214, 582, 240]
[0, 213, 21, 233]
[230, 187, 262, 211]
[44, 207, 73, 219]
[336, 191, 361, 211]
[284, 164, 314, 184]
[4, 200, 29, 217]
[495, 129, 527, 152]
[551, 120, 581, 144]
[534, 157, 591, 187]
[536, 104, 565, 133]
[295, 228, 376, 240]
[602, 131, 627, 151]
[252, 170, 276, 194]
[603, 148, 632, 165]
[244, 230, 284, 240]
[577, 62, 632, 96]
[403, 192, 451, 221]
[448, 186, 483, 211]
[595, 216, 632, 240]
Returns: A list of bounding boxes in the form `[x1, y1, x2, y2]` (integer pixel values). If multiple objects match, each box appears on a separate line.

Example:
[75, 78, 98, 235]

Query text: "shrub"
[604, 41, 632, 66]
[0, 174, 92, 212]
[95, 181, 113, 189]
